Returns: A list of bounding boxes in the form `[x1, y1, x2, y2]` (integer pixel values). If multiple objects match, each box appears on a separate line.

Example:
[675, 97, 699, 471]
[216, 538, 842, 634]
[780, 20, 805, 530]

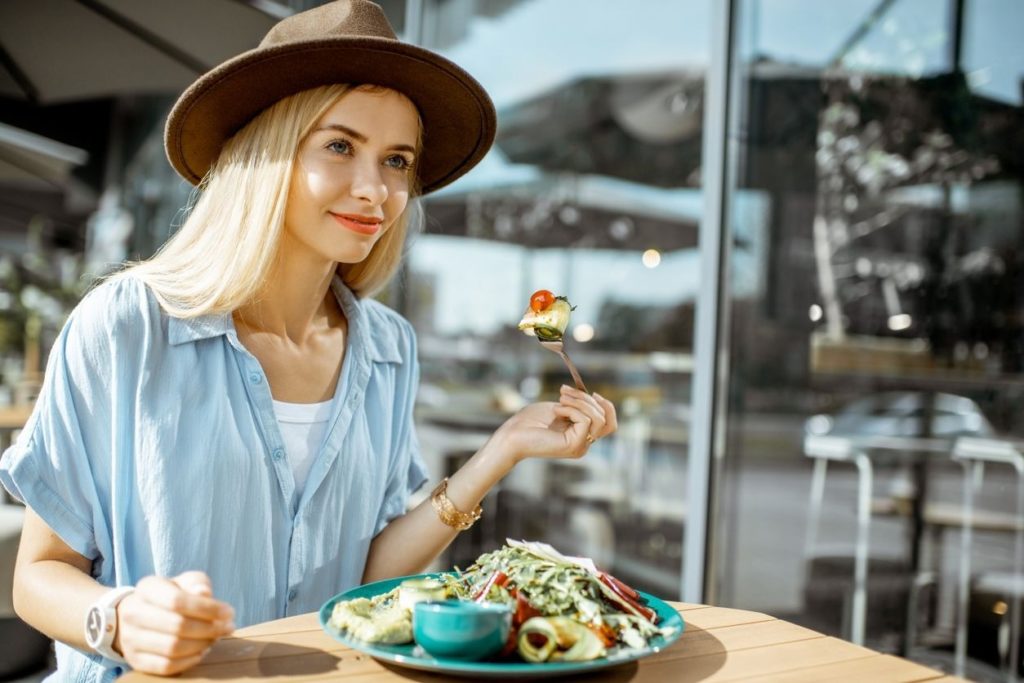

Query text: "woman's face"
[284, 87, 420, 265]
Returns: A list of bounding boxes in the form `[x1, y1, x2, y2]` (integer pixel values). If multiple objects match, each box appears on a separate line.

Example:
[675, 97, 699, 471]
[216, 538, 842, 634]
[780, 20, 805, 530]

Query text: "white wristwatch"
[84, 586, 135, 663]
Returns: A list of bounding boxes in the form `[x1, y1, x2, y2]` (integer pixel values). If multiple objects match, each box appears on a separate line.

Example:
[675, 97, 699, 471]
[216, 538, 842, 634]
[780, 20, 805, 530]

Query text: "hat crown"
[166, 0, 495, 193]
[260, 0, 397, 48]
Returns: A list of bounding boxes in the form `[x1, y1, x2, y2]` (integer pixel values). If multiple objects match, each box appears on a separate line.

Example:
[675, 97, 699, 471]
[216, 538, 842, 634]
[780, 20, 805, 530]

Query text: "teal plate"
[318, 572, 685, 679]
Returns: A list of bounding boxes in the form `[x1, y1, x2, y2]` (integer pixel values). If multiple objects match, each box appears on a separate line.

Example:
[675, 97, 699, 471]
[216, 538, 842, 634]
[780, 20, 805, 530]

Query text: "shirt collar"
[334, 276, 404, 364]
[166, 276, 405, 364]
[167, 310, 232, 345]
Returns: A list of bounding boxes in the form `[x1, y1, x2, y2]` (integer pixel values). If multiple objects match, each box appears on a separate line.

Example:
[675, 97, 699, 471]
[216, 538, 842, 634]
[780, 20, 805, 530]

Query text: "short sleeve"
[373, 319, 429, 536]
[372, 433, 429, 537]
[0, 303, 111, 560]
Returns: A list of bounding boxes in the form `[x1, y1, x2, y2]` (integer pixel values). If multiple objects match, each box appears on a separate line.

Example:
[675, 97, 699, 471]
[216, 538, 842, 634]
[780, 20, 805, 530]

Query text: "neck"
[234, 236, 343, 343]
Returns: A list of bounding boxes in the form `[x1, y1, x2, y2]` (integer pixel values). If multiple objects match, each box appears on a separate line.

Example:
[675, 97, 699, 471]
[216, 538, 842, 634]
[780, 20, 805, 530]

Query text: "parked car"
[805, 391, 994, 440]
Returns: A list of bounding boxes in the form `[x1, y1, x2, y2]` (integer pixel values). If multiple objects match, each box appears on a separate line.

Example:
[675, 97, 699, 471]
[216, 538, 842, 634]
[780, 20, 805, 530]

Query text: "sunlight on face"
[285, 87, 420, 266]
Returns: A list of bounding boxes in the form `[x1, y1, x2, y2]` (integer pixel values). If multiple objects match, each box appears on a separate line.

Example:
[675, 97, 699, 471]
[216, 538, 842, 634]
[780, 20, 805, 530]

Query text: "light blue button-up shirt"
[0, 275, 428, 682]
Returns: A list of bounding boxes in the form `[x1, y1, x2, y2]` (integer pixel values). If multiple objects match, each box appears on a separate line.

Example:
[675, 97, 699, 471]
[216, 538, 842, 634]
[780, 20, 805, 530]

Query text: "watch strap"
[84, 586, 135, 664]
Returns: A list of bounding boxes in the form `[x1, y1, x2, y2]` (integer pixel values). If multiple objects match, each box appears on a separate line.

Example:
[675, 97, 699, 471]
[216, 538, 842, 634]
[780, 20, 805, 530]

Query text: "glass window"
[716, 0, 1024, 676]
[399, 0, 712, 598]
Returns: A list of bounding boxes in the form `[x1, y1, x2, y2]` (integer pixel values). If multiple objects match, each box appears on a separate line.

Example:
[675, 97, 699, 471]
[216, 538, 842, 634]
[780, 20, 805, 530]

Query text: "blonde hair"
[114, 84, 422, 318]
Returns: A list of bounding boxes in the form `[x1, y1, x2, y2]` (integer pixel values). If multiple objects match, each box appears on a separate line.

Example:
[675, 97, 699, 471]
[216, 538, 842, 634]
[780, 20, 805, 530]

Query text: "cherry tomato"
[529, 289, 555, 312]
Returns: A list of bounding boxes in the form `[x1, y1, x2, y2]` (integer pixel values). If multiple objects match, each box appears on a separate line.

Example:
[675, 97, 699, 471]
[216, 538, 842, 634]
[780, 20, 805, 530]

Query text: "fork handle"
[557, 349, 589, 393]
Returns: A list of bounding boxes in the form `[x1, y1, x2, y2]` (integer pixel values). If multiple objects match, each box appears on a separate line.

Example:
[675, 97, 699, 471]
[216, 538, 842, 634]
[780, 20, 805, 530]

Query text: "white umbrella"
[0, 0, 288, 104]
[425, 153, 702, 252]
[0, 121, 87, 189]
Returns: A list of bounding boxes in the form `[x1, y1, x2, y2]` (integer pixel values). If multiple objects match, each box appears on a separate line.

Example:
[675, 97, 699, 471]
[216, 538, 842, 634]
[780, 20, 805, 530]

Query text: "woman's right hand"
[114, 571, 235, 676]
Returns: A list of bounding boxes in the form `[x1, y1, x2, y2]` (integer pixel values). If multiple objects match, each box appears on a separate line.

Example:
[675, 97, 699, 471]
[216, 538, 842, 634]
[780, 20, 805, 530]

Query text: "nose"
[349, 158, 388, 206]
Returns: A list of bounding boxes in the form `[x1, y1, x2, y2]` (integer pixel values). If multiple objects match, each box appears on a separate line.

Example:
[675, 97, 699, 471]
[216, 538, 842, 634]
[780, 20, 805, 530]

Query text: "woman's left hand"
[491, 386, 618, 464]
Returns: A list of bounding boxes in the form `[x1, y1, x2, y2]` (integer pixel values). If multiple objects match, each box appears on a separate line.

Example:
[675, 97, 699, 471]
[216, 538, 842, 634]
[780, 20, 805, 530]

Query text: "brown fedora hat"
[164, 0, 495, 195]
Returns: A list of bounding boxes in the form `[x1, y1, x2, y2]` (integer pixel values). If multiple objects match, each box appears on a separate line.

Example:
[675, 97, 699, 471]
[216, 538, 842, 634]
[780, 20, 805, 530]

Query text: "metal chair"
[952, 437, 1024, 683]
[804, 434, 874, 645]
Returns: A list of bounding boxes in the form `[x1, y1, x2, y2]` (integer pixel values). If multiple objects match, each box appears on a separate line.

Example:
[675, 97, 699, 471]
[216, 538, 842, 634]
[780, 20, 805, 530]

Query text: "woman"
[0, 1, 616, 680]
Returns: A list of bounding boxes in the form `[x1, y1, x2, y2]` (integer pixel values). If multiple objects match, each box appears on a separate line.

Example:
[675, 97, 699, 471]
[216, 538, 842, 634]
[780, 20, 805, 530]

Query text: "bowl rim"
[415, 599, 514, 616]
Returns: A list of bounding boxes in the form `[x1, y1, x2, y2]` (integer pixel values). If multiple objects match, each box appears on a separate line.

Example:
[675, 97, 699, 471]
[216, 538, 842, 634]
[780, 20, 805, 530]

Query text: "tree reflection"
[810, 72, 1024, 374]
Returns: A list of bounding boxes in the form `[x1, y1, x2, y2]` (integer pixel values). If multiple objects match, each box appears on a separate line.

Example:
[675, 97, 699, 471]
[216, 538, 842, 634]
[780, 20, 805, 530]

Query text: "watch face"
[86, 606, 104, 646]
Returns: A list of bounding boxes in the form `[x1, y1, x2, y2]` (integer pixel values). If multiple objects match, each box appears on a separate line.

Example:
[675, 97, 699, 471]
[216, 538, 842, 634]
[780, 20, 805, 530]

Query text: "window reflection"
[721, 0, 1024, 676]
[401, 0, 711, 599]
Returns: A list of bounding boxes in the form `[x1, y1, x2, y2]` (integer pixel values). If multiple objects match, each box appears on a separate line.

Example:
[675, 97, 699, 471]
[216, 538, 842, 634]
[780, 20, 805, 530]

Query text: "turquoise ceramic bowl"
[413, 600, 512, 661]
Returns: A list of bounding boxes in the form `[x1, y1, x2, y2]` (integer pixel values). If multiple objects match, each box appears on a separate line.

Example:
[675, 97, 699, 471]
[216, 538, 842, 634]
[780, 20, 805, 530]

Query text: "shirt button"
[249, 372, 263, 384]
[272, 448, 284, 461]
[288, 589, 298, 601]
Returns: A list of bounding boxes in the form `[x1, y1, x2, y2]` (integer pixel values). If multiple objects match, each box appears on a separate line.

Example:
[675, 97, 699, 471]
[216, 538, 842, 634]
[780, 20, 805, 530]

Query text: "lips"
[329, 212, 383, 236]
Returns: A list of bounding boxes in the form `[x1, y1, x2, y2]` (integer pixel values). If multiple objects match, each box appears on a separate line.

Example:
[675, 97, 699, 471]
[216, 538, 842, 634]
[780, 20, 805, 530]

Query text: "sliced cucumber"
[518, 617, 558, 662]
[517, 616, 606, 663]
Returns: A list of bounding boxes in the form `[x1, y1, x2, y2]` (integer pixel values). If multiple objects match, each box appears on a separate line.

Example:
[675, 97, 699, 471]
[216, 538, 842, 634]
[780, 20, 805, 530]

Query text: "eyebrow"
[314, 123, 417, 153]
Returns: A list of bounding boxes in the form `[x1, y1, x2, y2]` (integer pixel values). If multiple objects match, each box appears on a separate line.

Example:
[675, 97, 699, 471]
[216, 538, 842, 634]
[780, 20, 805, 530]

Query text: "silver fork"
[538, 339, 589, 393]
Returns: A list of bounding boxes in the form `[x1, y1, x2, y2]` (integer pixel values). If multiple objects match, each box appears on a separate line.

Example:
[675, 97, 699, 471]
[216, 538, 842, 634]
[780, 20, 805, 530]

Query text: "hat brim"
[164, 37, 496, 194]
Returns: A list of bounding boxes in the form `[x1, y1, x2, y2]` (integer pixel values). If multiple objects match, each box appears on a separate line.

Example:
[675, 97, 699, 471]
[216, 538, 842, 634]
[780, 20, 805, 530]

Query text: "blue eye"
[385, 155, 413, 171]
[327, 139, 352, 155]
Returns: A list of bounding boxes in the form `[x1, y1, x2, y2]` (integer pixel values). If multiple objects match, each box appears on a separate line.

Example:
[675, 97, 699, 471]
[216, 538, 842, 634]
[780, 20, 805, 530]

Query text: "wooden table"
[123, 602, 965, 682]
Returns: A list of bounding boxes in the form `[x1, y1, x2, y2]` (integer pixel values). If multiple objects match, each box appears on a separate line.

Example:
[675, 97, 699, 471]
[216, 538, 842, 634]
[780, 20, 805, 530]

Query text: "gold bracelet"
[430, 478, 482, 531]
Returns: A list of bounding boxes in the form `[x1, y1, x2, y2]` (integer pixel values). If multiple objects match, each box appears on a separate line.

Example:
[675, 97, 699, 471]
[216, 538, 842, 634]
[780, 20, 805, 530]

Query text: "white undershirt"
[272, 399, 333, 503]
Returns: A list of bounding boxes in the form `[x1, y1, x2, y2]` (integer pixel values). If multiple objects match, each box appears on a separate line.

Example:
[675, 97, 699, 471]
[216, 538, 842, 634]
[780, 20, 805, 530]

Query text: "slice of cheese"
[518, 298, 572, 341]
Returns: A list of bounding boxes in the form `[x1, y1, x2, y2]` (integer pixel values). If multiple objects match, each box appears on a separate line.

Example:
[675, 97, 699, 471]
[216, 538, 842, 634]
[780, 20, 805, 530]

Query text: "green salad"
[439, 539, 678, 661]
[328, 539, 678, 663]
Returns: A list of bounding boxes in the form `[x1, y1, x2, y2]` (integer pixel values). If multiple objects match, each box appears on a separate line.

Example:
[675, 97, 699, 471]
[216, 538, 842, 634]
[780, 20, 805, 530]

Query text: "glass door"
[712, 0, 1024, 677]
[396, 0, 713, 599]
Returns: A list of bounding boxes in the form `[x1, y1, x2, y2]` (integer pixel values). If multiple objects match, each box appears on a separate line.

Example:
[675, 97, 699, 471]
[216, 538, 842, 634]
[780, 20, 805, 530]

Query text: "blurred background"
[0, 0, 1022, 681]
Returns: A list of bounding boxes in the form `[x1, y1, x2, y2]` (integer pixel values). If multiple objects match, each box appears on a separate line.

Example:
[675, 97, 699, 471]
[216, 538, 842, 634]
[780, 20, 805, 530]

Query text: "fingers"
[559, 386, 617, 440]
[124, 629, 212, 659]
[138, 575, 233, 622]
[592, 392, 618, 435]
[118, 573, 235, 676]
[174, 571, 213, 597]
[551, 404, 593, 456]
[122, 596, 234, 639]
